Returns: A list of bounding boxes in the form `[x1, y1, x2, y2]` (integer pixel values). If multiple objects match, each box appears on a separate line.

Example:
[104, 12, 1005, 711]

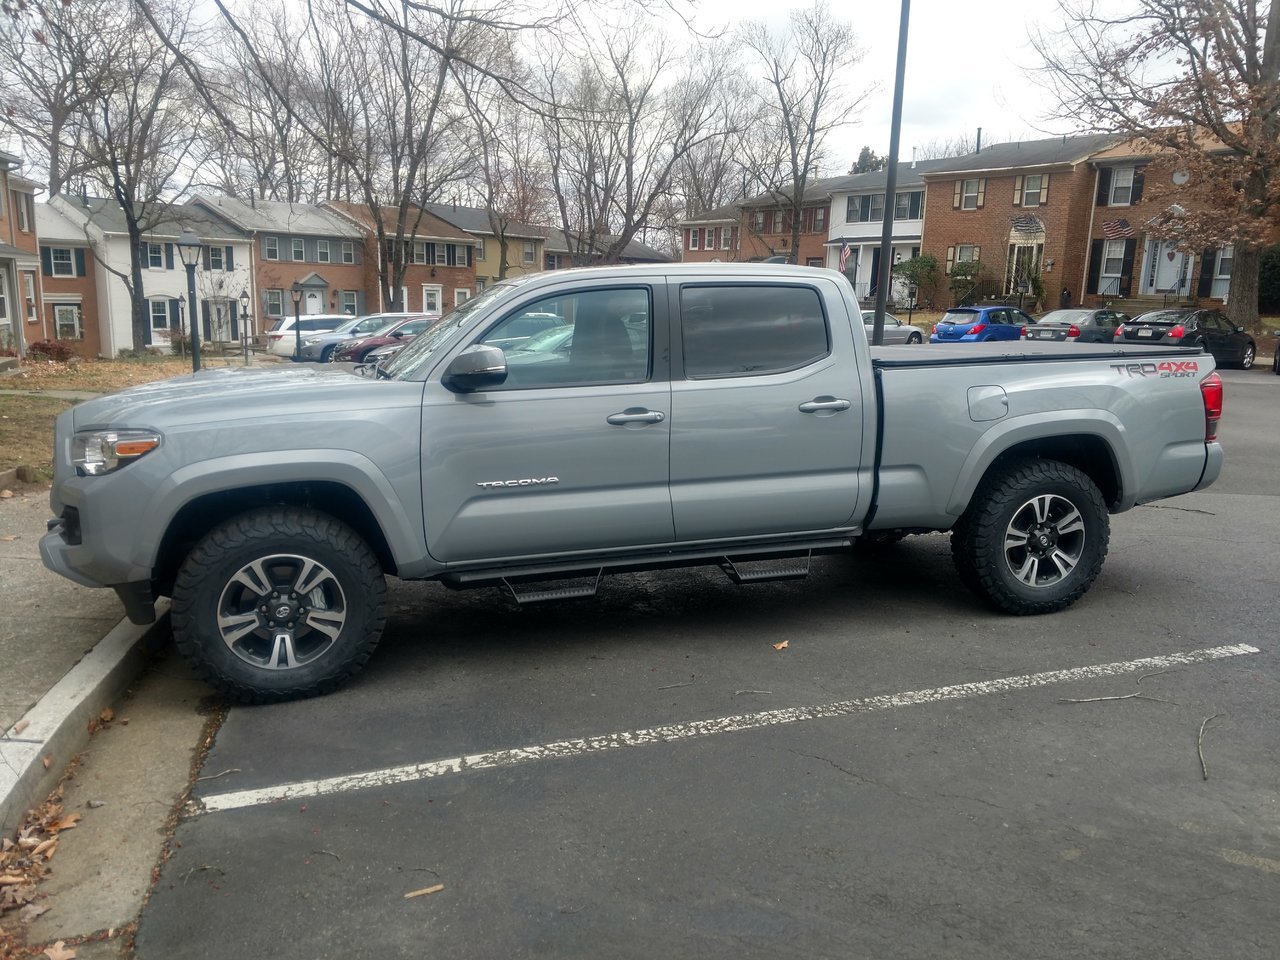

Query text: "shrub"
[1259, 245, 1280, 313]
[27, 339, 77, 362]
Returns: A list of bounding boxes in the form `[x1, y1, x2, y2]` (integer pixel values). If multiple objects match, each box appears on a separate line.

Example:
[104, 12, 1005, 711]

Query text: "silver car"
[862, 310, 925, 344]
[297, 314, 409, 363]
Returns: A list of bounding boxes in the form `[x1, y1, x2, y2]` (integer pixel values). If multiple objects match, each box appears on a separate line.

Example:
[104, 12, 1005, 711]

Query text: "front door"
[1144, 240, 1190, 295]
[669, 279, 864, 541]
[304, 290, 323, 315]
[0, 269, 11, 351]
[421, 283, 672, 563]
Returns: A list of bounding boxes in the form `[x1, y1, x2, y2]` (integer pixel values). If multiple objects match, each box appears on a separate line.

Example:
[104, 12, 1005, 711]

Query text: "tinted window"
[482, 288, 650, 389]
[681, 285, 829, 379]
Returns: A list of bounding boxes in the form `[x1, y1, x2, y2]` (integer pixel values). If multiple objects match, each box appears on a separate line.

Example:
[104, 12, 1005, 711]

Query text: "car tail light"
[269, 333, 283, 341]
[1066, 324, 1081, 338]
[1168, 324, 1186, 339]
[1114, 325, 1125, 337]
[968, 323, 987, 334]
[1020, 325, 1027, 338]
[931, 324, 939, 335]
[1201, 372, 1223, 441]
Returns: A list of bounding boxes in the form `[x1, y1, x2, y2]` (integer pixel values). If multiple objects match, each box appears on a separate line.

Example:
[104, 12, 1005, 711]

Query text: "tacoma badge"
[476, 477, 560, 489]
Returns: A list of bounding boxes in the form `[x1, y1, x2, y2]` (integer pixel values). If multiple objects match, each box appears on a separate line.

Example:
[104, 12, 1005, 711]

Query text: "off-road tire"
[951, 458, 1109, 615]
[171, 506, 387, 703]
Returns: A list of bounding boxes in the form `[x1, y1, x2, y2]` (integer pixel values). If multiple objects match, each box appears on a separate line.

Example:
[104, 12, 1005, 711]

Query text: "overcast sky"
[688, 0, 1077, 170]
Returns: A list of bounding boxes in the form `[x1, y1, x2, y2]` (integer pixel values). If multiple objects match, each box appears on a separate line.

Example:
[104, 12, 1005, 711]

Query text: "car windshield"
[381, 282, 522, 380]
[332, 316, 366, 334]
[1035, 310, 1094, 325]
[940, 310, 980, 324]
[1132, 311, 1189, 326]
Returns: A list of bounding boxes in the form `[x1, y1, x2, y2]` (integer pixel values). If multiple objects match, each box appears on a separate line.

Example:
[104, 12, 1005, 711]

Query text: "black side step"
[503, 570, 603, 604]
[720, 551, 812, 584]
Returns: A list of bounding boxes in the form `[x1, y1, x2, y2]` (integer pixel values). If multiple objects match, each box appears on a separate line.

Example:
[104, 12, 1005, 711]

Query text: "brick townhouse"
[680, 182, 839, 265]
[325, 201, 477, 314]
[423, 202, 545, 291]
[34, 203, 100, 357]
[542, 229, 670, 270]
[918, 133, 1120, 309]
[0, 150, 43, 356]
[678, 204, 740, 263]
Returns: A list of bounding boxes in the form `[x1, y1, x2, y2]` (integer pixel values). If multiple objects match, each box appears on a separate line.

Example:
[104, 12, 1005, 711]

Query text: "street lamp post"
[238, 289, 250, 366]
[907, 282, 918, 326]
[175, 229, 202, 372]
[290, 283, 304, 362]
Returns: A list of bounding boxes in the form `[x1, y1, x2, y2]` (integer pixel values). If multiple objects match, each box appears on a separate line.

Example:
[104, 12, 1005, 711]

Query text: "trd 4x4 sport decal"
[1110, 360, 1200, 378]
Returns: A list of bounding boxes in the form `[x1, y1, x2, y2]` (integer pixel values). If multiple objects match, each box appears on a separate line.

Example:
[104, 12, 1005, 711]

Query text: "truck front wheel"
[951, 459, 1109, 615]
[171, 506, 387, 703]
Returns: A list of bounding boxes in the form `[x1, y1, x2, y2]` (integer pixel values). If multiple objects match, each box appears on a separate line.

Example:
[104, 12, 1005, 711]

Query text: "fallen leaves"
[0, 534, 18, 541]
[12, 719, 28, 736]
[43, 940, 76, 960]
[0, 490, 12, 499]
[1, 784, 88, 924]
[772, 641, 789, 651]
[404, 884, 445, 900]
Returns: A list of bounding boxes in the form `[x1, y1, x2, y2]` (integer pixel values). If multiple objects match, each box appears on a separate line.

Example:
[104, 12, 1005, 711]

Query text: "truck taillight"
[1201, 372, 1223, 441]
[1067, 324, 1081, 338]
[968, 323, 987, 334]
[1168, 324, 1186, 339]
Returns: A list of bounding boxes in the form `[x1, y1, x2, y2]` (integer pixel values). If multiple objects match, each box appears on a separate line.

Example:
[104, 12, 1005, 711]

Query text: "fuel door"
[967, 384, 1009, 422]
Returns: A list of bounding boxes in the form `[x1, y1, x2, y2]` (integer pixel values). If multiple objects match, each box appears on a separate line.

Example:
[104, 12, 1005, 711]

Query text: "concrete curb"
[0, 601, 171, 837]
[0, 466, 17, 489]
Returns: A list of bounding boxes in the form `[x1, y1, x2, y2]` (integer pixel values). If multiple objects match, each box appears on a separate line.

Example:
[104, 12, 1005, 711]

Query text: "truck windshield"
[381, 282, 519, 380]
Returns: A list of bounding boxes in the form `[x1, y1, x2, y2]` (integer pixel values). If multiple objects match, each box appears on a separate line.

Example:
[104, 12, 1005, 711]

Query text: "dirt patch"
[1, 356, 236, 395]
[0, 396, 76, 482]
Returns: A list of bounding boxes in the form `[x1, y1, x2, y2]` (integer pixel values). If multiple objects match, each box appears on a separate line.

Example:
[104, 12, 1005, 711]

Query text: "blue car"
[930, 306, 1033, 343]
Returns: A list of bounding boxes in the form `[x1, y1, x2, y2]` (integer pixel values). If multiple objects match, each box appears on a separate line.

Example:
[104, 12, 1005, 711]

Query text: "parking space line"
[196, 643, 1260, 816]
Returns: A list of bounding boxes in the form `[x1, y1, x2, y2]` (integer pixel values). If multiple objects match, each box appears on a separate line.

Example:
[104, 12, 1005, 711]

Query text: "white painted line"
[197, 643, 1261, 815]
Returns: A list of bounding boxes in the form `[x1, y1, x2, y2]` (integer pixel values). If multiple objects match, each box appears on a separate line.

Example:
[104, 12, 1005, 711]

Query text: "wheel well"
[153, 482, 397, 595]
[982, 435, 1121, 509]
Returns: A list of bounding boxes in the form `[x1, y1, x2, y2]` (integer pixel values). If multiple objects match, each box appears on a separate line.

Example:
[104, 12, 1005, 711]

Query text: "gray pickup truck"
[40, 265, 1225, 702]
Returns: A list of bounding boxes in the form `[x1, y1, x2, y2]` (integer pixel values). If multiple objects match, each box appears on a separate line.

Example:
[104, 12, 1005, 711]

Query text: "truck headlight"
[72, 430, 162, 476]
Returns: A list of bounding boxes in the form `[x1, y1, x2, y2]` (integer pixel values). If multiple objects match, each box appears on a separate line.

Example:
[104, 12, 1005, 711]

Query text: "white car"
[266, 314, 350, 358]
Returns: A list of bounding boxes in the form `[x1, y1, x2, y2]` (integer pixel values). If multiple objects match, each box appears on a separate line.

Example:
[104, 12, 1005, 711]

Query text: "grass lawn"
[0, 394, 76, 481]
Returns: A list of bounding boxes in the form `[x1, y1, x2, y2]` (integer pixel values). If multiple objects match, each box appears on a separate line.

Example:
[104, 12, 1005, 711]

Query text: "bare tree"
[740, 0, 870, 261]
[912, 131, 980, 162]
[1033, 0, 1280, 326]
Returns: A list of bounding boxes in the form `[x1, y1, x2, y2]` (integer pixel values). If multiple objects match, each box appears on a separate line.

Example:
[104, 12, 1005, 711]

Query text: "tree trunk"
[126, 222, 149, 353]
[497, 236, 508, 279]
[1226, 243, 1260, 329]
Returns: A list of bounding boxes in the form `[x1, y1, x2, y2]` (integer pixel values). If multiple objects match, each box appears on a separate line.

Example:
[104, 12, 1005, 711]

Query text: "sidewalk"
[0, 479, 169, 839]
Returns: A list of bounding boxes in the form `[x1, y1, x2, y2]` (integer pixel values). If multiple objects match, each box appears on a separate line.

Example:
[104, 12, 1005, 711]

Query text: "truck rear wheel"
[951, 459, 1109, 615]
[171, 507, 387, 703]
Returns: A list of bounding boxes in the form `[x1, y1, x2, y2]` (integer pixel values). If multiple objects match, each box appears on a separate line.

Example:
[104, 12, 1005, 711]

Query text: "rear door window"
[680, 285, 829, 379]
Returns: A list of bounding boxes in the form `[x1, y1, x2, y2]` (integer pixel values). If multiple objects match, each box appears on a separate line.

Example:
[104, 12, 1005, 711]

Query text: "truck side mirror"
[442, 344, 508, 392]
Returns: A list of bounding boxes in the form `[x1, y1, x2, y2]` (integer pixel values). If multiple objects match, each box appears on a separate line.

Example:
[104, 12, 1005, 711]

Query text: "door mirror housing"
[443, 344, 508, 392]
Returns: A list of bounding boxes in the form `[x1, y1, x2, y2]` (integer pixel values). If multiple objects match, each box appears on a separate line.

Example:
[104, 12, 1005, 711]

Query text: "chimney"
[80, 183, 89, 206]
[976, 127, 982, 153]
[911, 146, 917, 169]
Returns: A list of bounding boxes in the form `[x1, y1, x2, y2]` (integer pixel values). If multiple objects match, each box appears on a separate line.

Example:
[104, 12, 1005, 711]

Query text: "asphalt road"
[137, 368, 1279, 959]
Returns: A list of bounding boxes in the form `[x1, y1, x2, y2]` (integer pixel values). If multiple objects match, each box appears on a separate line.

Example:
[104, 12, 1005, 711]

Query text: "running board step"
[720, 552, 812, 584]
[503, 571, 603, 604]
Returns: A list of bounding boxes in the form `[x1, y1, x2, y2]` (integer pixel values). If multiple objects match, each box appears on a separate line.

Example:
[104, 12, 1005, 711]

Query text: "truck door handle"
[798, 397, 851, 413]
[607, 409, 666, 425]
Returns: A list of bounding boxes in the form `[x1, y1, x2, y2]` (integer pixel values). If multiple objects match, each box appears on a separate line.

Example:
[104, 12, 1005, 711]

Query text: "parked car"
[266, 315, 350, 358]
[1273, 332, 1280, 375]
[298, 313, 425, 363]
[1114, 309, 1257, 368]
[1026, 308, 1130, 344]
[930, 306, 1033, 343]
[861, 310, 925, 344]
[481, 311, 567, 352]
[333, 315, 438, 363]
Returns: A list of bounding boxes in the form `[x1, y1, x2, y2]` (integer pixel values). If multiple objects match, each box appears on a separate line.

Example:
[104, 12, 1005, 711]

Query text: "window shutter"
[1131, 168, 1145, 203]
[1087, 240, 1103, 294]
[973, 245, 981, 262]
[201, 300, 211, 342]
[976, 179, 986, 209]
[1013, 176, 1023, 206]
[952, 181, 962, 209]
[169, 299, 180, 328]
[225, 246, 234, 271]
[1041, 173, 1050, 205]
[1096, 168, 1112, 206]
[74, 249, 86, 277]
[1196, 247, 1217, 298]
[40, 246, 53, 276]
[1119, 239, 1137, 297]
[945, 245, 955, 275]
[202, 245, 211, 270]
[165, 243, 174, 269]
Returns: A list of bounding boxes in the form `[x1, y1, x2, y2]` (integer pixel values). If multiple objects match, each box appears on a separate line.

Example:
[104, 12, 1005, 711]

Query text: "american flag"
[839, 241, 851, 272]
[1102, 218, 1135, 239]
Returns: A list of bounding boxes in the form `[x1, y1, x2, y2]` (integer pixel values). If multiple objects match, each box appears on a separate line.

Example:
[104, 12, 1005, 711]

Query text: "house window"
[472, 236, 485, 261]
[751, 211, 765, 233]
[1022, 174, 1044, 206]
[846, 196, 857, 223]
[146, 243, 163, 269]
[265, 289, 284, 317]
[22, 272, 35, 320]
[1110, 168, 1134, 205]
[340, 290, 358, 315]
[292, 238, 305, 261]
[413, 241, 427, 264]
[455, 288, 470, 306]
[721, 228, 731, 250]
[1216, 244, 1234, 278]
[208, 245, 224, 270]
[813, 207, 826, 232]
[54, 305, 82, 340]
[317, 240, 330, 263]
[957, 244, 979, 264]
[1102, 239, 1126, 278]
[961, 179, 981, 210]
[435, 245, 447, 266]
[17, 193, 31, 232]
[869, 194, 885, 222]
[705, 228, 716, 249]
[342, 241, 355, 264]
[264, 236, 279, 260]
[50, 248, 75, 277]
[522, 241, 535, 264]
[894, 191, 923, 220]
[149, 299, 169, 330]
[690, 229, 700, 250]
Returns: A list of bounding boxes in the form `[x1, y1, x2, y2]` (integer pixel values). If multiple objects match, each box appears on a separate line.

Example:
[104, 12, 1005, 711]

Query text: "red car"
[331, 315, 437, 362]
